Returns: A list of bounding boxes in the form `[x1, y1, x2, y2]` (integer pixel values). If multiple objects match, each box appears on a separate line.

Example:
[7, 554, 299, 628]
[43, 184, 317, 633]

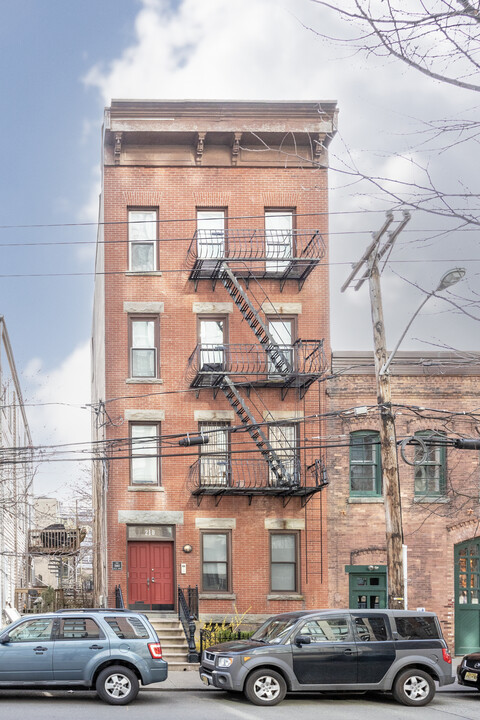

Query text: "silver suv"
[0, 608, 168, 704]
[200, 609, 454, 706]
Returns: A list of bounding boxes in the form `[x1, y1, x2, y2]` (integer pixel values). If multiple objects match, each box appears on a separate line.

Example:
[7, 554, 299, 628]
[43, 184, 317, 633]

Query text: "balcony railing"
[187, 341, 326, 397]
[28, 527, 85, 555]
[187, 228, 325, 290]
[188, 456, 328, 505]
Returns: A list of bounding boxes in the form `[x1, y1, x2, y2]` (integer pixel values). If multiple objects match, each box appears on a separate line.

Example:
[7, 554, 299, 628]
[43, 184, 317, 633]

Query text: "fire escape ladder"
[220, 264, 291, 376]
[220, 376, 294, 486]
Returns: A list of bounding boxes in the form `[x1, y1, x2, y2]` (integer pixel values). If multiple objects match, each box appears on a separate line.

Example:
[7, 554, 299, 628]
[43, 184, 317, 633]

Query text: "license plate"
[465, 671, 478, 681]
[201, 674, 210, 686]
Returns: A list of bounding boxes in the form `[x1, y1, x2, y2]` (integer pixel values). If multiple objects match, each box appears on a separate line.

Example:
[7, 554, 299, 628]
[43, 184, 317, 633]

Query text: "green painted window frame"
[414, 431, 446, 497]
[349, 430, 382, 497]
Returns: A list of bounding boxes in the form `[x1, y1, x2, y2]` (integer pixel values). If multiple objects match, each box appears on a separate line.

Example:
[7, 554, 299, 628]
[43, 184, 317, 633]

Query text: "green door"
[455, 539, 480, 654]
[346, 565, 387, 609]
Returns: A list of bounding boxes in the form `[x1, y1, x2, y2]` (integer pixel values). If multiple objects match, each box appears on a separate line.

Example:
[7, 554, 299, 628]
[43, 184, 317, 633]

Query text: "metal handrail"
[188, 456, 301, 491]
[178, 586, 199, 663]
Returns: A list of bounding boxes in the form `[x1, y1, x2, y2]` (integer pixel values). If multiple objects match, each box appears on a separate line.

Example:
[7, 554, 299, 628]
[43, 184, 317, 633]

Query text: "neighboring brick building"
[327, 351, 480, 653]
[92, 100, 338, 622]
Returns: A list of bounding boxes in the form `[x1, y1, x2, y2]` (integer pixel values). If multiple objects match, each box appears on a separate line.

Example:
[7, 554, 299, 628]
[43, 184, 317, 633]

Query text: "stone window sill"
[267, 594, 304, 601]
[348, 497, 383, 504]
[199, 593, 236, 600]
[128, 486, 165, 492]
[126, 378, 164, 384]
[125, 271, 163, 277]
[413, 496, 450, 504]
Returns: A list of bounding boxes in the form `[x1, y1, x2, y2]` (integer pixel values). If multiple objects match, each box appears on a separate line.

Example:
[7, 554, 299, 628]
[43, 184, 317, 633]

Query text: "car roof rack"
[53, 608, 132, 614]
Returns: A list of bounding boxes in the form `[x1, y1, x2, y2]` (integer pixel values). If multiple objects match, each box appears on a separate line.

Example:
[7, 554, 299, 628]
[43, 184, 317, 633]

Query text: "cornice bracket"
[231, 132, 242, 165]
[114, 132, 123, 165]
[196, 132, 206, 165]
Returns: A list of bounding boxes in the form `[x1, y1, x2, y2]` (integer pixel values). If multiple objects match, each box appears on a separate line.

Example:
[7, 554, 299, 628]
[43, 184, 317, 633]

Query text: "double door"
[128, 541, 174, 610]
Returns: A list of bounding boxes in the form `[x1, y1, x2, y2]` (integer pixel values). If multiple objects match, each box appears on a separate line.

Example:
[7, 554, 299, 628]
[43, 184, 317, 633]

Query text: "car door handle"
[33, 646, 48, 652]
[342, 647, 355, 655]
[89, 645, 104, 650]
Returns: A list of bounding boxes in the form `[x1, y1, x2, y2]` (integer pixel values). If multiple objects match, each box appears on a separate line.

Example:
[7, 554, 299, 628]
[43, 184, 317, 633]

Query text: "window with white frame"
[265, 209, 294, 273]
[130, 316, 159, 378]
[269, 423, 298, 485]
[201, 532, 230, 592]
[270, 532, 299, 592]
[128, 209, 157, 272]
[196, 209, 225, 259]
[130, 423, 160, 485]
[199, 421, 230, 486]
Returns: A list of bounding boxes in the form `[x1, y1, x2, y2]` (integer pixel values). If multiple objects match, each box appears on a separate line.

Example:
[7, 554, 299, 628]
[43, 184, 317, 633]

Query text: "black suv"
[199, 609, 454, 706]
[0, 609, 168, 704]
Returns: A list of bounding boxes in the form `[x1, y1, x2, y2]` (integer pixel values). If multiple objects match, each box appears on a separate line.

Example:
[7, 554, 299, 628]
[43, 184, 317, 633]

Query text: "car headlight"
[217, 656, 233, 668]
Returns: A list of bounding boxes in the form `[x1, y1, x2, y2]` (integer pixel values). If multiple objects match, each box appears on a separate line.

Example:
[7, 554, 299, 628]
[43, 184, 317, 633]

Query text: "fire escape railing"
[188, 457, 328, 505]
[187, 228, 325, 290]
[187, 341, 326, 395]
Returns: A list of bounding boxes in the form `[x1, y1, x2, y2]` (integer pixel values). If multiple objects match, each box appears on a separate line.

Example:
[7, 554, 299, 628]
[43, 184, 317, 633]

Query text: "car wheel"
[95, 665, 139, 705]
[392, 669, 435, 706]
[244, 668, 287, 706]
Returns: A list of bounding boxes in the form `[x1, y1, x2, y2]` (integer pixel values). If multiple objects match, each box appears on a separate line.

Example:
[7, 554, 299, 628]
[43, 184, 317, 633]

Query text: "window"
[299, 617, 351, 642]
[394, 616, 440, 640]
[267, 317, 294, 375]
[130, 316, 159, 378]
[8, 618, 53, 642]
[130, 423, 160, 485]
[265, 209, 294, 273]
[199, 316, 226, 371]
[414, 431, 446, 496]
[270, 532, 298, 592]
[350, 431, 382, 496]
[105, 616, 149, 639]
[196, 209, 226, 259]
[128, 209, 157, 272]
[269, 423, 298, 485]
[354, 616, 388, 641]
[58, 617, 101, 640]
[202, 532, 230, 592]
[199, 421, 230, 486]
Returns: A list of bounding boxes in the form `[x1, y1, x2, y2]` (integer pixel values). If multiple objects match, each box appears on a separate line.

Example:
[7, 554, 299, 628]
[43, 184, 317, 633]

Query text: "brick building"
[91, 100, 338, 623]
[327, 351, 480, 653]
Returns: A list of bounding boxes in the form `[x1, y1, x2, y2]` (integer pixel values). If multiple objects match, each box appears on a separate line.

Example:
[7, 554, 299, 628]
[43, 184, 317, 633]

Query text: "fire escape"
[186, 226, 329, 505]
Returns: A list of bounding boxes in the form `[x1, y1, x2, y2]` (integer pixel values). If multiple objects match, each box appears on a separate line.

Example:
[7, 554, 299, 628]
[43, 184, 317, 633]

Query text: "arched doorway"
[455, 538, 480, 654]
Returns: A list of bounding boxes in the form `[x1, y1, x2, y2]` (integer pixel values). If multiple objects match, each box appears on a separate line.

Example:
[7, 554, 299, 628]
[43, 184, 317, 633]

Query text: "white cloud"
[23, 341, 91, 497]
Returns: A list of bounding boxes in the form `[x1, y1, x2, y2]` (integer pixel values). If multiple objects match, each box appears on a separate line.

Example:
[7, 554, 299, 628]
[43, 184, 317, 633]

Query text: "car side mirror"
[0, 635, 11, 644]
[294, 634, 311, 646]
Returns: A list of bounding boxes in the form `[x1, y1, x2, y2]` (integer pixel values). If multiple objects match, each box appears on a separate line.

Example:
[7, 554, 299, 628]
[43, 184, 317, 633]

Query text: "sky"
[0, 0, 478, 499]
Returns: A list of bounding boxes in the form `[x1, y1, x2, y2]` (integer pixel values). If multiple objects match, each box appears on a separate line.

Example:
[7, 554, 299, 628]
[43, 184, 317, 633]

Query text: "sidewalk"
[147, 657, 473, 693]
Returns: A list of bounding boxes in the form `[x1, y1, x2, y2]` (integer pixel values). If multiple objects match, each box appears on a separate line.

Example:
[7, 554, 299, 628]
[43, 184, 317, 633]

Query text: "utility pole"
[342, 211, 410, 609]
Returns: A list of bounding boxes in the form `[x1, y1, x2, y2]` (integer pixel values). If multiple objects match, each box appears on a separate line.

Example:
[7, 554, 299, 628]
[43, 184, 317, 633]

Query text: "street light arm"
[379, 292, 433, 376]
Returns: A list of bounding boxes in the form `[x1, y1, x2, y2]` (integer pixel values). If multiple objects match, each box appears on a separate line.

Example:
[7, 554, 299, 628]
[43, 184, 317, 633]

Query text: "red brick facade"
[327, 352, 480, 652]
[92, 101, 337, 622]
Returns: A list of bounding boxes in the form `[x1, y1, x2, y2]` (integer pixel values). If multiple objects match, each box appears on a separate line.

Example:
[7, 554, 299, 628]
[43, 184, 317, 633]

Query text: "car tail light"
[442, 648, 452, 664]
[148, 642, 163, 659]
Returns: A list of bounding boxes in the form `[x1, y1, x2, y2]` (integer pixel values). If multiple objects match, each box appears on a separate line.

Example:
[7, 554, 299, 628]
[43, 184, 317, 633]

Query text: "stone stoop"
[145, 613, 200, 672]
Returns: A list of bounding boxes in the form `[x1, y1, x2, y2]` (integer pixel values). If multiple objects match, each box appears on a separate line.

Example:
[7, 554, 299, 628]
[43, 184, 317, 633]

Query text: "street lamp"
[380, 267, 466, 376]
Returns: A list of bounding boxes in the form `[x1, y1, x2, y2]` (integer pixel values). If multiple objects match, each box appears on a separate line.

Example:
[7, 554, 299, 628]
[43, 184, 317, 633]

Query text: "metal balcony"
[187, 341, 327, 398]
[28, 527, 85, 556]
[188, 456, 328, 506]
[187, 228, 325, 290]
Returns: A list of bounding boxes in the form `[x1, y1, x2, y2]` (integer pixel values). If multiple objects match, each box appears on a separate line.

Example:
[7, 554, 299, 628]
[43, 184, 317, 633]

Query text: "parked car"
[457, 652, 480, 690]
[199, 609, 454, 706]
[0, 608, 168, 705]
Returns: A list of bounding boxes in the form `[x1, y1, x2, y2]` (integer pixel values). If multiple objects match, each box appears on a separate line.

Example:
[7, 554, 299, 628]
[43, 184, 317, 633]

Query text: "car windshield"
[251, 617, 298, 645]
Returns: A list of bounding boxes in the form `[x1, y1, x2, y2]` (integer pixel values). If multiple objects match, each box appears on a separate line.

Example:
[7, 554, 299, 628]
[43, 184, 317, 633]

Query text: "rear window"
[104, 615, 150, 639]
[394, 616, 440, 640]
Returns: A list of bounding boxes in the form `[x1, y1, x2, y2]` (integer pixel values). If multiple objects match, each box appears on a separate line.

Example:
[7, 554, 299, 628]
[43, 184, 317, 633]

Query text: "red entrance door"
[128, 542, 174, 610]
